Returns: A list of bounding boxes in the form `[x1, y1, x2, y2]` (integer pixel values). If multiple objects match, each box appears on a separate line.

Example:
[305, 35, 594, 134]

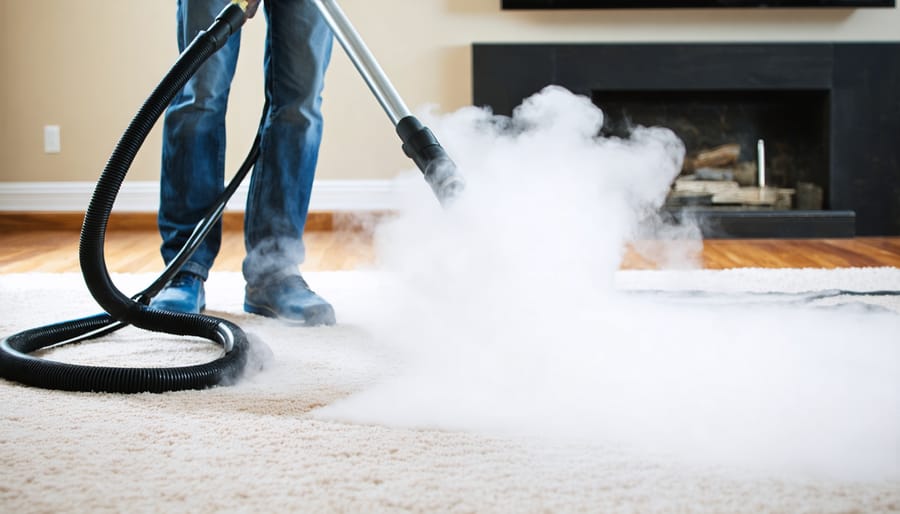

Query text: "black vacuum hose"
[0, 3, 256, 393]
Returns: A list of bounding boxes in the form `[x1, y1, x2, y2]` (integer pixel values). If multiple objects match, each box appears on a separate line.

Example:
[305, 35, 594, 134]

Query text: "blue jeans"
[159, 0, 333, 284]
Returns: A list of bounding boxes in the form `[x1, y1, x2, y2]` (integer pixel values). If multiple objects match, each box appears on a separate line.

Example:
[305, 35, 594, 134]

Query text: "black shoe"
[244, 274, 336, 326]
[149, 272, 206, 314]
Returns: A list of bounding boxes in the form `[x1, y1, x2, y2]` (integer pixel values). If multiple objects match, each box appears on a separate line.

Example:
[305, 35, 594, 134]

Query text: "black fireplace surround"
[472, 43, 900, 237]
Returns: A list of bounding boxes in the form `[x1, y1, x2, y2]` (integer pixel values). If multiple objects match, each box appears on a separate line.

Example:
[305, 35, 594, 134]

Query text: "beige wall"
[2, 0, 898, 184]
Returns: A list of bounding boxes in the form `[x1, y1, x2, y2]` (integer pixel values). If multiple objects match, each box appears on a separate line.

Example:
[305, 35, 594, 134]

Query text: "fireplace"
[472, 43, 900, 237]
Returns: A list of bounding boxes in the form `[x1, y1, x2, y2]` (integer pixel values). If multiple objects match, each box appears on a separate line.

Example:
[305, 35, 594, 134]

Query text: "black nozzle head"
[396, 116, 465, 206]
[424, 157, 465, 206]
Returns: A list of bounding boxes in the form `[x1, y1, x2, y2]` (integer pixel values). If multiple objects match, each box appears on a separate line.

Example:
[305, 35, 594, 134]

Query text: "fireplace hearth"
[472, 42, 900, 237]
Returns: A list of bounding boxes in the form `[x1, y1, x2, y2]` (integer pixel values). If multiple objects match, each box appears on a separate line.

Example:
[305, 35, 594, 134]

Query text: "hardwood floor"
[1, 213, 898, 273]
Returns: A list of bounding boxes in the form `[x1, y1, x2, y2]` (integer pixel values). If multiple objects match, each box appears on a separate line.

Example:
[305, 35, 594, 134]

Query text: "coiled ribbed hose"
[0, 3, 254, 393]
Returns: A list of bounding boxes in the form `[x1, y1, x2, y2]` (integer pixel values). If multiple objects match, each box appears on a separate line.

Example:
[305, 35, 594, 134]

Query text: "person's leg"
[242, 0, 335, 325]
[154, 0, 241, 312]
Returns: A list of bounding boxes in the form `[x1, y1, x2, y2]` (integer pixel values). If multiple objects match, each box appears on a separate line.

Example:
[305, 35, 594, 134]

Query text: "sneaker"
[149, 272, 206, 314]
[244, 274, 336, 326]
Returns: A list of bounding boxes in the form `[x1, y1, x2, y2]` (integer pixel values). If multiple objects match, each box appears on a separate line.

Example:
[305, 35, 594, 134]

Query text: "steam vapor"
[317, 86, 900, 482]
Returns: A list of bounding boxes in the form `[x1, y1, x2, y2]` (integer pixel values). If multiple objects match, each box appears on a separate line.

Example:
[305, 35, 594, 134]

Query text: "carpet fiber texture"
[1, 269, 898, 513]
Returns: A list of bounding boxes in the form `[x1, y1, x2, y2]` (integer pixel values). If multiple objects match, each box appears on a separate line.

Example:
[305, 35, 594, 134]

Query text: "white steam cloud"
[317, 86, 900, 482]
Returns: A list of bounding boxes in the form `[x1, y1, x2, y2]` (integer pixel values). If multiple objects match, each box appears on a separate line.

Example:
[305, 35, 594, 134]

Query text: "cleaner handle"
[203, 1, 250, 48]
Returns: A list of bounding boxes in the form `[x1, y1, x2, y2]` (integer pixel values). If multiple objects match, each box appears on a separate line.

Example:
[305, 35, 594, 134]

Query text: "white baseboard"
[0, 180, 397, 212]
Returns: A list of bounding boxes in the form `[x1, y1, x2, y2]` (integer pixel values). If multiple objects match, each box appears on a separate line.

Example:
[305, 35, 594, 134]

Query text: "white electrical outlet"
[44, 125, 61, 154]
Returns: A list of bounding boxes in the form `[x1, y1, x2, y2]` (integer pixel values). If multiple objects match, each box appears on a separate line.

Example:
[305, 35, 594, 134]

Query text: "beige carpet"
[1, 269, 898, 513]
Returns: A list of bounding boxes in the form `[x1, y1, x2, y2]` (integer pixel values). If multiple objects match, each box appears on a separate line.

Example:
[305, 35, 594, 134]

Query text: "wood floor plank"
[822, 239, 900, 267]
[1, 223, 898, 273]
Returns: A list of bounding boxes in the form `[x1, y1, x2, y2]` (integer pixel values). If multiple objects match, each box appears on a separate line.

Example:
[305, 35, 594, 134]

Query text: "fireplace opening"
[473, 42, 900, 236]
[592, 89, 831, 211]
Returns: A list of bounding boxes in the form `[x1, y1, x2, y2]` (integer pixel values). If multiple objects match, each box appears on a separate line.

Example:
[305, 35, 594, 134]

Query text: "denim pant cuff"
[177, 261, 210, 282]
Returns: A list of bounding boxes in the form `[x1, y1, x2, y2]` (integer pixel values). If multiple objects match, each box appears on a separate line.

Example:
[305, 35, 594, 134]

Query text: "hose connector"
[201, 2, 248, 49]
[231, 0, 261, 20]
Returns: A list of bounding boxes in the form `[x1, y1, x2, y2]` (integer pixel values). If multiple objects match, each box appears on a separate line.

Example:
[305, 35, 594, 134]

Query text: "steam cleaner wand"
[312, 0, 465, 204]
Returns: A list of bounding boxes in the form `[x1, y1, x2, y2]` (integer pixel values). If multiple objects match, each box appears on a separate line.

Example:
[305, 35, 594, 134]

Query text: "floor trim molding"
[0, 180, 397, 212]
[0, 210, 394, 232]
